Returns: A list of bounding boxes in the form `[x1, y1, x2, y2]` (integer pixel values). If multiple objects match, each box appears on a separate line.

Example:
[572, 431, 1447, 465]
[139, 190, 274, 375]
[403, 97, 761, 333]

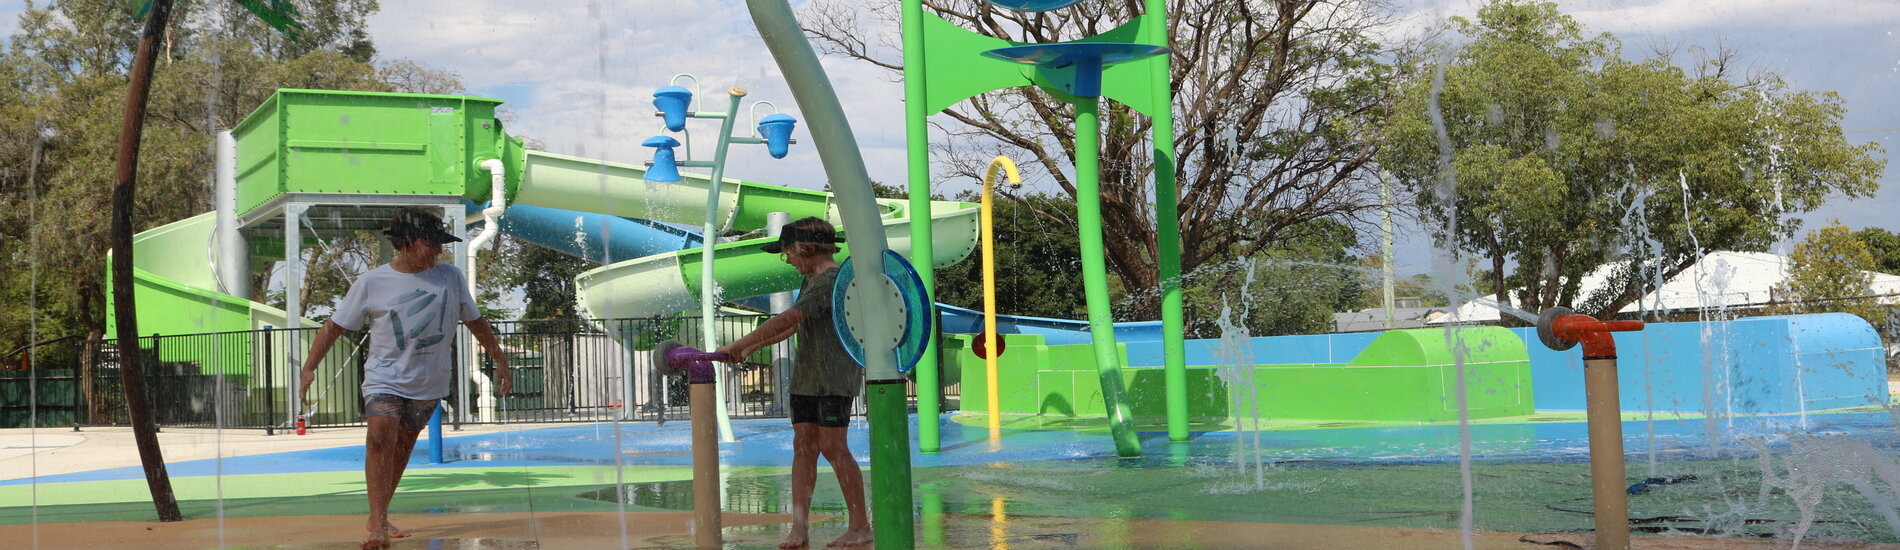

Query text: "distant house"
[1333, 305, 1447, 332]
[1427, 251, 1900, 325]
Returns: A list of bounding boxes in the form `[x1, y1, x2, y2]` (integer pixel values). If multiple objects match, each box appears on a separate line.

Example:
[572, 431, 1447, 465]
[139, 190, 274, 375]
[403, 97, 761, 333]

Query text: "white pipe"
[214, 131, 249, 299]
[470, 158, 507, 423]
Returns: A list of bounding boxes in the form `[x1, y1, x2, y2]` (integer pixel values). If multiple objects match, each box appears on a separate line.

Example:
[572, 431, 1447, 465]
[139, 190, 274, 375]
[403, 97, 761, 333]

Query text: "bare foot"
[827, 526, 873, 548]
[779, 529, 809, 549]
[384, 520, 410, 539]
[360, 529, 389, 550]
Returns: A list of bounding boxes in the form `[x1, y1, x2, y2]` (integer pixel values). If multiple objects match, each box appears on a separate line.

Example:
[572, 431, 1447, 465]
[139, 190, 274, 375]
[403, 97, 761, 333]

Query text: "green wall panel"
[232, 89, 508, 217]
[947, 326, 1535, 423]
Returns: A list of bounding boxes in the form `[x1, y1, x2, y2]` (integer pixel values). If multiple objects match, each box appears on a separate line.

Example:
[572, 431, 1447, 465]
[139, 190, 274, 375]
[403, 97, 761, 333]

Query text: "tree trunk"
[108, 0, 181, 523]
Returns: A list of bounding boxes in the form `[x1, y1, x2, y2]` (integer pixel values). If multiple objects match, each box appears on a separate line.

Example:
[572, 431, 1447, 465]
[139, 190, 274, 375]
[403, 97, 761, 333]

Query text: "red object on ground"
[295, 415, 307, 436]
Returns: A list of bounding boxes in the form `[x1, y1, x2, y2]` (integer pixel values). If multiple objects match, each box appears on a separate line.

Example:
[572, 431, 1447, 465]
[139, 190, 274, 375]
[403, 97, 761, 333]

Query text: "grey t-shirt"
[789, 266, 862, 397]
[329, 263, 482, 400]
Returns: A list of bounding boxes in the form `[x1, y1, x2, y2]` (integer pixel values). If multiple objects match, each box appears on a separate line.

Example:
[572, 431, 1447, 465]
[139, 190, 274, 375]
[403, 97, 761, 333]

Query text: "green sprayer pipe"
[867, 379, 917, 548]
[902, 0, 942, 454]
[1144, 0, 1189, 443]
[746, 0, 915, 547]
[1076, 94, 1143, 458]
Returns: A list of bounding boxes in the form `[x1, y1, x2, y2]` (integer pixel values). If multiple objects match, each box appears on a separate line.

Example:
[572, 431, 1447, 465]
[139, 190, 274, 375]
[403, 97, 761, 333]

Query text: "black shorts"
[789, 394, 852, 427]
[362, 393, 439, 431]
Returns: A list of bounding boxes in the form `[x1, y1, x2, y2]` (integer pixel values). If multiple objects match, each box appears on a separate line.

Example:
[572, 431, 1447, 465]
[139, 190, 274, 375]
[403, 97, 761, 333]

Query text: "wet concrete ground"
[13, 511, 1895, 550]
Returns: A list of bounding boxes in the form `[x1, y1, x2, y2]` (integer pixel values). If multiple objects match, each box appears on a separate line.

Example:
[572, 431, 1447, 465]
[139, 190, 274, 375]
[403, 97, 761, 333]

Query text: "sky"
[3, 0, 1897, 276]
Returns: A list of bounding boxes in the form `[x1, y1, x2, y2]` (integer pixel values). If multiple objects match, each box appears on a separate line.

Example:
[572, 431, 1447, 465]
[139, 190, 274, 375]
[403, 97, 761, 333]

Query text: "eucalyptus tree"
[1380, 0, 1885, 319]
[802, 0, 1400, 321]
[1767, 223, 1884, 328]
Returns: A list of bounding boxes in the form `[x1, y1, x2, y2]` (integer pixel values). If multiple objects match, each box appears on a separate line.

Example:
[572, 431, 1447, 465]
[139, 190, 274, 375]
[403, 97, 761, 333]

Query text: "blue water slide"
[934, 303, 1162, 345]
[477, 202, 1167, 340]
[469, 202, 773, 311]
[470, 202, 702, 264]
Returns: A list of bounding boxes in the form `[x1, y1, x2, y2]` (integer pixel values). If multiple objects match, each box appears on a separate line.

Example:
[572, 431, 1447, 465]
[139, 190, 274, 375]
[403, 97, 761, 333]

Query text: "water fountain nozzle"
[757, 113, 798, 159]
[641, 135, 682, 183]
[652, 85, 694, 132]
[1535, 306, 1644, 357]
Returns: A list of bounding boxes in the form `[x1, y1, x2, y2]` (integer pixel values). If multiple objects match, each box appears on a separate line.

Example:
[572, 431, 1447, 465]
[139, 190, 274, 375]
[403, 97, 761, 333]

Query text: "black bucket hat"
[761, 225, 844, 253]
[384, 207, 462, 244]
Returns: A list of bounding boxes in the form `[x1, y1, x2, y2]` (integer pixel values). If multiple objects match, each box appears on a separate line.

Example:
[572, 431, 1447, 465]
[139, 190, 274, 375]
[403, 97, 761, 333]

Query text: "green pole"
[1142, 0, 1189, 442]
[901, 0, 943, 454]
[920, 482, 944, 547]
[867, 379, 916, 548]
[1075, 90, 1143, 458]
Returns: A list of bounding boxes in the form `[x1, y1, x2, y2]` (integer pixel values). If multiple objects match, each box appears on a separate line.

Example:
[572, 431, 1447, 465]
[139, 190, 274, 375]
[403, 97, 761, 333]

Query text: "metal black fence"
[1, 314, 954, 431]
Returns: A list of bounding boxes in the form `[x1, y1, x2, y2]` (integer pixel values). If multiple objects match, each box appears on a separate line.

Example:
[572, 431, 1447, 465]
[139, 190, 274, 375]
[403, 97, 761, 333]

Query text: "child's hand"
[713, 343, 747, 363]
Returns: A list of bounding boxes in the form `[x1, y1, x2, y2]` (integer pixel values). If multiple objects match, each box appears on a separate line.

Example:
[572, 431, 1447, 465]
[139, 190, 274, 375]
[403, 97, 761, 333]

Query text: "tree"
[1357, 268, 1452, 310]
[1766, 223, 1883, 327]
[1851, 228, 1900, 275]
[932, 190, 1089, 319]
[1184, 218, 1366, 337]
[802, 0, 1399, 321]
[0, 0, 464, 352]
[1379, 0, 1886, 320]
[484, 234, 593, 321]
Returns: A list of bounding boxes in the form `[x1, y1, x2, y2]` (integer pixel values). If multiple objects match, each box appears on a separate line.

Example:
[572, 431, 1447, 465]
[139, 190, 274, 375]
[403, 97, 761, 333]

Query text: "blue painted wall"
[1097, 313, 1883, 416]
[1510, 313, 1886, 414]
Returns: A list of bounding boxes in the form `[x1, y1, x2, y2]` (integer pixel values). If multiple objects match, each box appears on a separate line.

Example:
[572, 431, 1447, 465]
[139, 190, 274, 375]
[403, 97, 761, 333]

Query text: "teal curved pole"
[1075, 90, 1143, 458]
[745, 0, 915, 547]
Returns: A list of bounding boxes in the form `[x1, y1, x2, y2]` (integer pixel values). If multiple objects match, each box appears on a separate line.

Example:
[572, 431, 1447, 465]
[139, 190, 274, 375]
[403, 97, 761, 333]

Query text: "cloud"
[1389, 0, 1900, 44]
[1566, 0, 1900, 34]
[364, 0, 913, 193]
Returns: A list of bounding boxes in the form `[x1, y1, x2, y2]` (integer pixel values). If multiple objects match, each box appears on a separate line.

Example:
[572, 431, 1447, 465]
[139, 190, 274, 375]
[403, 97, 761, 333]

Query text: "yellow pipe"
[981, 156, 1021, 440]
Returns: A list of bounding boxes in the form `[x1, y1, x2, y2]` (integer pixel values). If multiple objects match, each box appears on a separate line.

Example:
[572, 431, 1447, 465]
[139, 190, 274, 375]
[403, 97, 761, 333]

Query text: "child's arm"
[465, 318, 513, 396]
[716, 309, 806, 361]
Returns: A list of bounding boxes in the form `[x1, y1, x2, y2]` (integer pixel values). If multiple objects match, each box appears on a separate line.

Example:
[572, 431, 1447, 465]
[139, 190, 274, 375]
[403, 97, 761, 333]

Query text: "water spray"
[1536, 306, 1645, 550]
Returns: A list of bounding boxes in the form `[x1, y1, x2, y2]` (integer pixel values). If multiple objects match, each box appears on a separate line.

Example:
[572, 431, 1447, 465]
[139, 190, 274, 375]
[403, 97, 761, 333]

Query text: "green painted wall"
[944, 327, 1534, 423]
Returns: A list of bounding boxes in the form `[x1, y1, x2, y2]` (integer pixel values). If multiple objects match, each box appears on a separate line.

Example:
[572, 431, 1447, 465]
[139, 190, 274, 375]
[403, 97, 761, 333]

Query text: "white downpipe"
[469, 159, 507, 423]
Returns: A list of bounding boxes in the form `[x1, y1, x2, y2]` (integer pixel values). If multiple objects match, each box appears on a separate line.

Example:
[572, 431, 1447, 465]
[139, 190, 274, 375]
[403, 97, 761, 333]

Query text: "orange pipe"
[1552, 315, 1644, 357]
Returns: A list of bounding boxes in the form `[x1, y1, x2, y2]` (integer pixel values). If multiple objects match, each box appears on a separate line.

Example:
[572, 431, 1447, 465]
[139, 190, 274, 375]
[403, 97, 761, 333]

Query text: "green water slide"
[115, 88, 979, 336]
[515, 150, 980, 320]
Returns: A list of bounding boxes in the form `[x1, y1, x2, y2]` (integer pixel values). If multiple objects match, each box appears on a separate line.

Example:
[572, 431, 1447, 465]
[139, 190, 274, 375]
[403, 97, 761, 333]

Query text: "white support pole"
[446, 204, 468, 423]
[699, 89, 744, 443]
[1381, 173, 1396, 329]
[283, 203, 308, 431]
[766, 211, 793, 415]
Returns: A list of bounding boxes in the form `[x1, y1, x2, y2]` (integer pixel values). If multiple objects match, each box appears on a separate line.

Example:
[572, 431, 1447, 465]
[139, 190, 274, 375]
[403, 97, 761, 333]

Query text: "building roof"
[1332, 307, 1446, 332]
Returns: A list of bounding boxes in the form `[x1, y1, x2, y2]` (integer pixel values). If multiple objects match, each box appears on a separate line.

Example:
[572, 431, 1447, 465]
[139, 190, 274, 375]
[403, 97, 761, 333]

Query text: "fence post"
[72, 340, 83, 431]
[149, 334, 162, 432]
[264, 327, 275, 435]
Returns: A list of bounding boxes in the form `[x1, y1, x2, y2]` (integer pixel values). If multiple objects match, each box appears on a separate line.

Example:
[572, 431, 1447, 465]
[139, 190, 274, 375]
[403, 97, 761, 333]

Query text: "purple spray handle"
[654, 340, 733, 384]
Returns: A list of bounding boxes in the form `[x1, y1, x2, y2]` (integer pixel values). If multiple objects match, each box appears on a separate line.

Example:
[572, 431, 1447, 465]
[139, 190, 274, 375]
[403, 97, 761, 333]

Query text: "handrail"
[4, 334, 85, 361]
